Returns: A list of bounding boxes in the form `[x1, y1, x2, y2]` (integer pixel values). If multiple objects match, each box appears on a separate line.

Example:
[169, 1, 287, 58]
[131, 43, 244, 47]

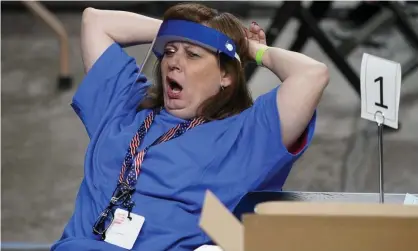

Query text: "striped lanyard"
[116, 108, 206, 209]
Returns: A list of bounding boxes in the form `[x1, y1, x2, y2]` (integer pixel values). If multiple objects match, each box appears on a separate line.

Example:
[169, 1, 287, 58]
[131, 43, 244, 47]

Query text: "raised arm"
[247, 23, 329, 149]
[81, 8, 162, 72]
[265, 46, 328, 148]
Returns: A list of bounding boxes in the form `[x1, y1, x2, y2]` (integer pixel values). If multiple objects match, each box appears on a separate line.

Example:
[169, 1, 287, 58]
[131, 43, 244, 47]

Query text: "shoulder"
[71, 42, 150, 137]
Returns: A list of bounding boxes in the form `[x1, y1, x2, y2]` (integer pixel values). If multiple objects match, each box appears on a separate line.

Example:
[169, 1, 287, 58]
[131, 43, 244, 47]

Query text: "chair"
[245, 1, 418, 96]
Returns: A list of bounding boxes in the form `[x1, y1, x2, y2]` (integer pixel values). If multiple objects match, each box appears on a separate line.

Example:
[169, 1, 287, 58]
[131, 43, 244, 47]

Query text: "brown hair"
[138, 3, 253, 120]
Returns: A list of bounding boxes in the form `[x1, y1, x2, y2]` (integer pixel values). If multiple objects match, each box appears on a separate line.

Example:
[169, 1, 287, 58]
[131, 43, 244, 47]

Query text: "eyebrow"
[165, 43, 205, 55]
[166, 42, 198, 49]
[184, 45, 203, 53]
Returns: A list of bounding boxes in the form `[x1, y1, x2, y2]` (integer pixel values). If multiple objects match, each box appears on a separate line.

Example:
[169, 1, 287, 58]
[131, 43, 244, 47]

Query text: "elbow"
[82, 7, 107, 42]
[83, 7, 99, 19]
[307, 63, 330, 88]
[82, 7, 101, 29]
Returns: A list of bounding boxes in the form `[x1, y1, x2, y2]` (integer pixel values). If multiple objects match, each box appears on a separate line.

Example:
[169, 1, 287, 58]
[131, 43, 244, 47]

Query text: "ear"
[220, 70, 233, 88]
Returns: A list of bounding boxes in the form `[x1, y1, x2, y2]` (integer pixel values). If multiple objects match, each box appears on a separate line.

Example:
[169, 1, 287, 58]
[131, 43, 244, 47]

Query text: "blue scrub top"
[52, 43, 316, 251]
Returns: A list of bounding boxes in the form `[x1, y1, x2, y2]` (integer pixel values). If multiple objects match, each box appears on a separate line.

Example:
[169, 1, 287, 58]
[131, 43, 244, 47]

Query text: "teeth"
[172, 88, 181, 94]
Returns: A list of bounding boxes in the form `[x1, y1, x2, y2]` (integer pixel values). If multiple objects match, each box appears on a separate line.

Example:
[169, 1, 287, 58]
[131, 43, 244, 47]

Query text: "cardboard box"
[199, 190, 418, 251]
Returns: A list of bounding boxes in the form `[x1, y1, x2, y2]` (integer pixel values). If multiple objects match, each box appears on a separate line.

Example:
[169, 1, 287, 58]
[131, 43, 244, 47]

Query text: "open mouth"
[167, 77, 183, 94]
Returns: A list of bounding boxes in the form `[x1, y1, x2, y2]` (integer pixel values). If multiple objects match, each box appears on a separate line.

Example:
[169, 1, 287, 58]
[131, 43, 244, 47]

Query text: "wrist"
[251, 44, 270, 66]
[249, 43, 268, 59]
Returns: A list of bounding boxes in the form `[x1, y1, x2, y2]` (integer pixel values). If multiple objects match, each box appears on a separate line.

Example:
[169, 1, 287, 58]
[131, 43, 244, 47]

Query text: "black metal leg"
[245, 2, 301, 81]
[385, 2, 418, 49]
[402, 57, 418, 79]
[297, 6, 361, 96]
[336, 9, 395, 57]
[289, 1, 334, 52]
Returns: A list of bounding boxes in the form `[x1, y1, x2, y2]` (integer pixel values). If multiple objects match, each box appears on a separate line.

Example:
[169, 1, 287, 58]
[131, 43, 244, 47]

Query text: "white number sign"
[360, 53, 401, 129]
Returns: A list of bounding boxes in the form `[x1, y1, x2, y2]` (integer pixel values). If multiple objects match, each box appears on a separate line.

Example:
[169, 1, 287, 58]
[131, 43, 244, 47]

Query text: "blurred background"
[2, 0, 418, 249]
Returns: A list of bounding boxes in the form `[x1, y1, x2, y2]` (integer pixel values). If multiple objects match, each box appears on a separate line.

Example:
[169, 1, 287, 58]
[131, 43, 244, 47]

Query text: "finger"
[252, 24, 262, 43]
[244, 27, 257, 42]
[251, 21, 262, 34]
[250, 22, 260, 34]
[249, 23, 255, 35]
[250, 33, 257, 41]
[259, 29, 267, 45]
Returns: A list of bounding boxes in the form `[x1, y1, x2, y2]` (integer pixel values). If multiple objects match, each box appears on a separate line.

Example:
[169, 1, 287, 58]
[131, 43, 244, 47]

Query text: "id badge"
[104, 208, 145, 250]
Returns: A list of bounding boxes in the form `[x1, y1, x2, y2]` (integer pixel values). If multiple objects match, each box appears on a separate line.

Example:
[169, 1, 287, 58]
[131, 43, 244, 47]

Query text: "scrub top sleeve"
[71, 42, 145, 137]
[239, 86, 317, 190]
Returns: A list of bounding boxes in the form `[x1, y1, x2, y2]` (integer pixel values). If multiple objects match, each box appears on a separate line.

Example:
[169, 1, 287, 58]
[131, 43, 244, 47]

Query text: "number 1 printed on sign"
[360, 53, 401, 129]
[374, 76, 388, 109]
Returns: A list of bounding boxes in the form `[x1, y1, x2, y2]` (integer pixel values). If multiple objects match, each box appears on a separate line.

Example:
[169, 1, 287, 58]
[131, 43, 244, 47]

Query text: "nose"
[168, 59, 180, 72]
[167, 50, 184, 72]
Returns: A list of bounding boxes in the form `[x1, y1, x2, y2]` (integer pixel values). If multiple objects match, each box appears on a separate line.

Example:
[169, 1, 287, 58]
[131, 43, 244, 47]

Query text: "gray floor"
[2, 6, 418, 245]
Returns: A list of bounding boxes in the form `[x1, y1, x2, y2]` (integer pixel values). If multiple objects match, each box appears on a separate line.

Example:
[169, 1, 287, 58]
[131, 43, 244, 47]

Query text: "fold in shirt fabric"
[52, 42, 316, 251]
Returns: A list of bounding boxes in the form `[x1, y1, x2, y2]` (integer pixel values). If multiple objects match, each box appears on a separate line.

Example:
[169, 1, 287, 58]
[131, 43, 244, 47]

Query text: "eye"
[187, 51, 200, 58]
[164, 48, 176, 56]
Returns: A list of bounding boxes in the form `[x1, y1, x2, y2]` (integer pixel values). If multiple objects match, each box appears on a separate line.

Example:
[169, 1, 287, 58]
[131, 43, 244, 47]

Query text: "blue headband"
[152, 19, 241, 62]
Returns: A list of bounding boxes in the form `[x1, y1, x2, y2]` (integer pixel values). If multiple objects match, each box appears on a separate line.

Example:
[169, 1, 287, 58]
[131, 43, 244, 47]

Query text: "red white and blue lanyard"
[117, 107, 206, 212]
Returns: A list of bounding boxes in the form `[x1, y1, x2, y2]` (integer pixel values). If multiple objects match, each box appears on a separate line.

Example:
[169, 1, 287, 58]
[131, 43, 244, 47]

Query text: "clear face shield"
[138, 19, 241, 83]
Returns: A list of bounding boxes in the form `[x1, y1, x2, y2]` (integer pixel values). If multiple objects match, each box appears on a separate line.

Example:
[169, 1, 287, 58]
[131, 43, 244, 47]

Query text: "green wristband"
[255, 46, 269, 66]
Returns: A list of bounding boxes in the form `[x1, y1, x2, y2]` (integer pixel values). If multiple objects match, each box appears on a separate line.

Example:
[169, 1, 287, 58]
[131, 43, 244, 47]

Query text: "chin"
[164, 104, 196, 120]
[163, 91, 198, 119]
[164, 97, 186, 110]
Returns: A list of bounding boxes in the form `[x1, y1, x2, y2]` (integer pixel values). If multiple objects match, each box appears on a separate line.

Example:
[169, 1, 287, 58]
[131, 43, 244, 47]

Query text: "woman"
[53, 3, 329, 251]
